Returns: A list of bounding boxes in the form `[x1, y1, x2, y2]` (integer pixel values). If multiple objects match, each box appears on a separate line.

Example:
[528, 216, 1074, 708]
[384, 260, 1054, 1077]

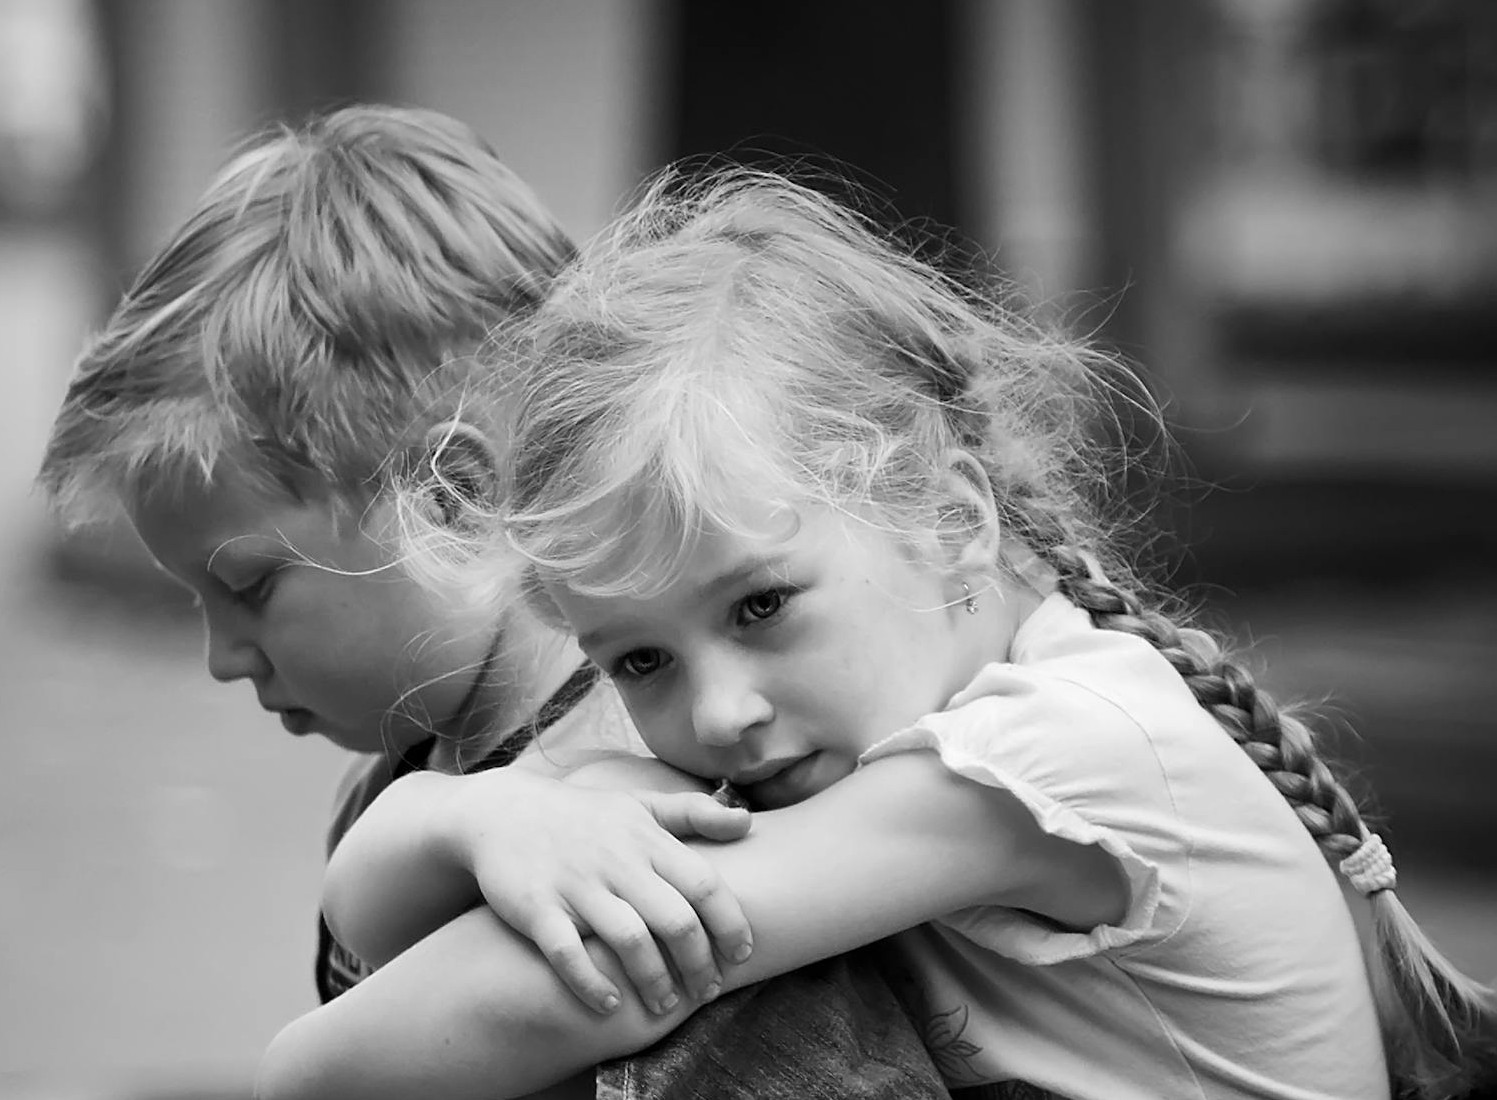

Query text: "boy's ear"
[939, 449, 1001, 573]
[419, 419, 502, 526]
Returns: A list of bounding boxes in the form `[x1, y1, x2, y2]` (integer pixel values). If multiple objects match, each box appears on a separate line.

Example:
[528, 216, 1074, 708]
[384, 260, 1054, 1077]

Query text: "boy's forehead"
[128, 467, 345, 566]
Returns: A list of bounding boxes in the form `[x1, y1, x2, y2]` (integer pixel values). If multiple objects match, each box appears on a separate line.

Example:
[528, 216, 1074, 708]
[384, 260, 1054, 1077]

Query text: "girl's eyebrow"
[687, 557, 787, 601]
[577, 556, 791, 651]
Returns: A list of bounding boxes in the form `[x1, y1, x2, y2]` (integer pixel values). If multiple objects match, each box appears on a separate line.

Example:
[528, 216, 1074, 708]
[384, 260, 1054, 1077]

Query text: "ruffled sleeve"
[859, 662, 1187, 965]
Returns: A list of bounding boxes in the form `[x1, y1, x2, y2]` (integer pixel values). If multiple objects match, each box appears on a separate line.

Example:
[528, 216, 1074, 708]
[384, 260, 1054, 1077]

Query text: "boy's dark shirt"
[315, 664, 600, 1002]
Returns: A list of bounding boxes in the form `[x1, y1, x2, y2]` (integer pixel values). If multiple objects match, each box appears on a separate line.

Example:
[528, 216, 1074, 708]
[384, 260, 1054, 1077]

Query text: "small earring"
[961, 581, 979, 615]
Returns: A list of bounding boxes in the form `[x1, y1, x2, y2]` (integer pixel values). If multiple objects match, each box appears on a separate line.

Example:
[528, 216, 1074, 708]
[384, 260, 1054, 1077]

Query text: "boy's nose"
[203, 612, 269, 684]
[689, 663, 774, 748]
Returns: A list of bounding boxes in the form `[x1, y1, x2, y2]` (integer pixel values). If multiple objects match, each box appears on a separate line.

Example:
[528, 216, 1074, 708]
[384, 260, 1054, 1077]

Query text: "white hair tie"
[1339, 832, 1397, 896]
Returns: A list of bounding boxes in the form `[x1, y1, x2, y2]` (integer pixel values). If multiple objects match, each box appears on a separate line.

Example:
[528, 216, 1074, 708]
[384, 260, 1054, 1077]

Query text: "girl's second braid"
[1043, 544, 1369, 865]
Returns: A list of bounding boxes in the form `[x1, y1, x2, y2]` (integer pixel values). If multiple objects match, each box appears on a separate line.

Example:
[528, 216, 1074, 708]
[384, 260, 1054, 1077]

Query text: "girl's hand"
[438, 766, 753, 1015]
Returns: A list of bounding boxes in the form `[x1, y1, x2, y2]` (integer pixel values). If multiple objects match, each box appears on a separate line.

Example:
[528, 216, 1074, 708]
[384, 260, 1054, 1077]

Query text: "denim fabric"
[595, 947, 950, 1099]
[949, 1085, 1064, 1099]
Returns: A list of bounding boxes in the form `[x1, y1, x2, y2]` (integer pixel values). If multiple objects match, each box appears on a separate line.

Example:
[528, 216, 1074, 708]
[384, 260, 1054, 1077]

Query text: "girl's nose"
[689, 661, 773, 748]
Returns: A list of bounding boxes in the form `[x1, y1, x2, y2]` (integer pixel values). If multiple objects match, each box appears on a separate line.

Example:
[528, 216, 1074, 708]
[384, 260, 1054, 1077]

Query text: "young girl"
[260, 169, 1496, 1100]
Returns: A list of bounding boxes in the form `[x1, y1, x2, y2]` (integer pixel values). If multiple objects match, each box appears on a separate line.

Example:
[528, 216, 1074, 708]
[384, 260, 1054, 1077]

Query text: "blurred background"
[2, 1, 1494, 1097]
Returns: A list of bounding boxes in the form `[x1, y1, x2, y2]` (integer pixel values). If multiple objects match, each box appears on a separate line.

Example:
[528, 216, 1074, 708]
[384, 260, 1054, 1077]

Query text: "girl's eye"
[615, 648, 668, 680]
[737, 586, 792, 625]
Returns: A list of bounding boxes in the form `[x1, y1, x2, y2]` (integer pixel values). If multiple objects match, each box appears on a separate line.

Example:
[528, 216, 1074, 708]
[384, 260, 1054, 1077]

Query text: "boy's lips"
[275, 708, 317, 736]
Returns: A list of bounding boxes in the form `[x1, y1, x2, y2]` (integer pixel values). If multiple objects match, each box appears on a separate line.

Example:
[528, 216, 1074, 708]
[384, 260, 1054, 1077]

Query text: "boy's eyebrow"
[205, 532, 296, 573]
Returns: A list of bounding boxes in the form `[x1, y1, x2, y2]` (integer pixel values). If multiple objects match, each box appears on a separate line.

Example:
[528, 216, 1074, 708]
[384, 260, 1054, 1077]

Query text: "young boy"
[37, 103, 650, 998]
[38, 106, 948, 1099]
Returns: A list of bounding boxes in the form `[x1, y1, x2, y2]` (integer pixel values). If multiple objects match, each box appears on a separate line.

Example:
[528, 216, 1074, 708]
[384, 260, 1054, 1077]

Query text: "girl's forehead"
[578, 498, 899, 595]
[551, 523, 796, 631]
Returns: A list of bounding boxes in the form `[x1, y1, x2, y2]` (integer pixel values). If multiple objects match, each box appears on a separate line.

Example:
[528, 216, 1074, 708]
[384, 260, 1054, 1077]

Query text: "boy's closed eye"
[223, 566, 285, 611]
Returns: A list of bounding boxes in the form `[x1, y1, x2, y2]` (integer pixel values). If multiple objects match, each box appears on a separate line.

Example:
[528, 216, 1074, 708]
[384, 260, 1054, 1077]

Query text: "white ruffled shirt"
[863, 594, 1387, 1099]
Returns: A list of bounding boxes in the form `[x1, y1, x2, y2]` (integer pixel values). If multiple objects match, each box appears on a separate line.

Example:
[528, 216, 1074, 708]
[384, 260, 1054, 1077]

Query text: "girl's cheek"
[647, 713, 700, 767]
[623, 699, 673, 754]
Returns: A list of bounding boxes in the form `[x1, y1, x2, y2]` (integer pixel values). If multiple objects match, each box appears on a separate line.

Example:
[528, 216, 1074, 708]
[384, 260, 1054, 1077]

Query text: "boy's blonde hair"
[39, 103, 574, 524]
[475, 168, 1495, 1098]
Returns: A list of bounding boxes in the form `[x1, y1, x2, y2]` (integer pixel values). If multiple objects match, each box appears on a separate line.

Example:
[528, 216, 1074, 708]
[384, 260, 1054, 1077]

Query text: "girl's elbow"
[254, 1016, 334, 1100]
[254, 1012, 403, 1100]
[318, 843, 375, 962]
[317, 890, 382, 972]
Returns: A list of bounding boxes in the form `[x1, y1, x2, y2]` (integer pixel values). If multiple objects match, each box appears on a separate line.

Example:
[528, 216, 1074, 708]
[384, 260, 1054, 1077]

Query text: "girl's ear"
[939, 449, 1001, 574]
[419, 419, 502, 526]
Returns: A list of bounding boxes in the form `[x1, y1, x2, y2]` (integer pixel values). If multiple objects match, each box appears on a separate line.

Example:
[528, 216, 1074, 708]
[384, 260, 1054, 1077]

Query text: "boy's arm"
[257, 752, 1125, 1100]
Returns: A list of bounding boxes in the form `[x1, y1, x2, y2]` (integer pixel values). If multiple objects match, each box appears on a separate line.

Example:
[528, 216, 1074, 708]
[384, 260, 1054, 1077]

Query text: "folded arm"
[324, 755, 753, 1011]
[322, 757, 730, 965]
[257, 750, 1126, 1100]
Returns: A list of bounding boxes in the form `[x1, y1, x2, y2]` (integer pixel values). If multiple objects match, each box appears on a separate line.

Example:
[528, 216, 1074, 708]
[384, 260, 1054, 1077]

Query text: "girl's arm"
[256, 907, 674, 1100]
[256, 750, 1126, 1100]
[322, 758, 752, 1012]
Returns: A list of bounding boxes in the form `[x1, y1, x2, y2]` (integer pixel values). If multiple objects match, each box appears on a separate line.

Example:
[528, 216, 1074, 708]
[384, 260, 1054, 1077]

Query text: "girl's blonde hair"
[433, 167, 1495, 1096]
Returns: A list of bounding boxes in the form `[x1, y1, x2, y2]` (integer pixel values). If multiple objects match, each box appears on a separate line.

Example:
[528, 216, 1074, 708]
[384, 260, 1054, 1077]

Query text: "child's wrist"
[422, 768, 537, 875]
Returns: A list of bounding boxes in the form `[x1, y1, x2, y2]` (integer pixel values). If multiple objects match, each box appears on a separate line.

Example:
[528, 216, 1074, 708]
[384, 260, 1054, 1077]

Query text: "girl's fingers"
[574, 892, 682, 1014]
[612, 875, 724, 1004]
[522, 907, 623, 1014]
[639, 791, 752, 842]
[650, 844, 754, 967]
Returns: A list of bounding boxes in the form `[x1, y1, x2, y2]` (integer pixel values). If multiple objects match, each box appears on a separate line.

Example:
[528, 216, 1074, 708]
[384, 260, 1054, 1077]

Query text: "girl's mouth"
[741, 752, 825, 809]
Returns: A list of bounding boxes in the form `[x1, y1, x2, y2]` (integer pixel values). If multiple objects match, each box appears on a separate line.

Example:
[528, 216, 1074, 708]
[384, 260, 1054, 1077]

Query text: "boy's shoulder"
[324, 743, 434, 858]
[510, 678, 653, 778]
[321, 678, 648, 865]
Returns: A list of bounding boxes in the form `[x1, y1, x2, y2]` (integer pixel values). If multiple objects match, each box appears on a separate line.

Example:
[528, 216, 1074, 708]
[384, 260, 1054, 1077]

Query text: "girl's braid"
[1043, 543, 1368, 863]
[1039, 542, 1497, 1097]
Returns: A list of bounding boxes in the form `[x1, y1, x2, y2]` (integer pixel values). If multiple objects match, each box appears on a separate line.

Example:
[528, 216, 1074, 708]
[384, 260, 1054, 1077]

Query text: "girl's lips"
[741, 753, 824, 809]
[732, 756, 803, 786]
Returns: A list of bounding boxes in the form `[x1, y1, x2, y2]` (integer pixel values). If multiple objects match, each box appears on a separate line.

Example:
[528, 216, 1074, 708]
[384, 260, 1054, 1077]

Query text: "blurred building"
[47, 0, 1496, 840]
[38, 0, 1497, 548]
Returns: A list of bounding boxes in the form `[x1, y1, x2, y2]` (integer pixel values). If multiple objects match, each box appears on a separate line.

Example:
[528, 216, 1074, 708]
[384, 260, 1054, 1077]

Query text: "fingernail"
[732, 942, 752, 962]
[656, 992, 680, 1013]
[600, 993, 620, 1012]
[700, 981, 721, 1002]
